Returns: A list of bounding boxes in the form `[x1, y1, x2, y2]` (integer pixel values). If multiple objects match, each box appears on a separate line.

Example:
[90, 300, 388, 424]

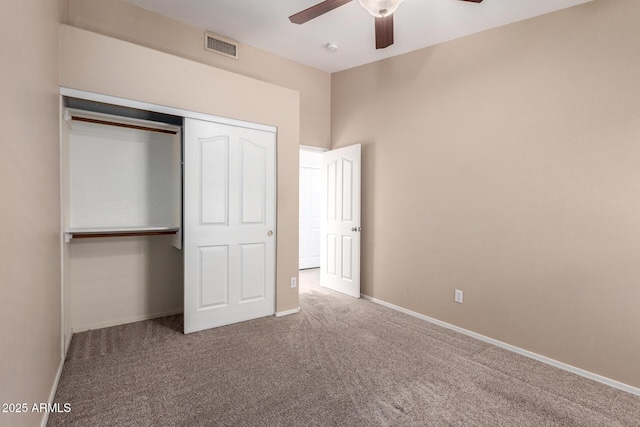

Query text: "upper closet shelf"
[64, 226, 180, 242]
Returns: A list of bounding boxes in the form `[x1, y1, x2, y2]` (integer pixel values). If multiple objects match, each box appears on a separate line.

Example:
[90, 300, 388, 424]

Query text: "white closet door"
[184, 118, 276, 334]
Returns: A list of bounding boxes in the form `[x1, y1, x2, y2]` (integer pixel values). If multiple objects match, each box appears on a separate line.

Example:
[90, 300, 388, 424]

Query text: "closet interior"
[61, 97, 184, 341]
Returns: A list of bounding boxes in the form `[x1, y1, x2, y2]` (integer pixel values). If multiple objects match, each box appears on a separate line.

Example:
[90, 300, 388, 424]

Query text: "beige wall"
[59, 25, 300, 314]
[0, 1, 63, 426]
[66, 0, 331, 150]
[332, 0, 640, 388]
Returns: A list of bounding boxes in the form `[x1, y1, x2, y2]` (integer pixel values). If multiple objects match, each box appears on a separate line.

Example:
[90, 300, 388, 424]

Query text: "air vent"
[204, 32, 239, 59]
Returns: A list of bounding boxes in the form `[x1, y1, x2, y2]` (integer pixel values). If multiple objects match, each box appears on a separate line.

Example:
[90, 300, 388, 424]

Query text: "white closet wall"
[68, 235, 182, 331]
[69, 122, 176, 228]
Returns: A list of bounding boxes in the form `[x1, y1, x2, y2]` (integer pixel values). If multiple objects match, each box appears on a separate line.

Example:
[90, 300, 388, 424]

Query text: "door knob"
[351, 227, 361, 232]
[267, 230, 273, 237]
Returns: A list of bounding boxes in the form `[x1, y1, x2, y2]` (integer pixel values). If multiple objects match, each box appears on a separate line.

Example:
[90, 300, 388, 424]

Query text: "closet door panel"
[199, 245, 229, 308]
[184, 118, 276, 334]
[200, 137, 229, 225]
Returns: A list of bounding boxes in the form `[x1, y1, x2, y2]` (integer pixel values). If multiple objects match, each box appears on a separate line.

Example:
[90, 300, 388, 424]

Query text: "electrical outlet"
[454, 289, 463, 304]
[291, 277, 297, 288]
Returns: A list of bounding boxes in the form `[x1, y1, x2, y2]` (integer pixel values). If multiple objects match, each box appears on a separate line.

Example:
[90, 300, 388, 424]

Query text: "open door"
[321, 144, 361, 298]
[183, 118, 276, 333]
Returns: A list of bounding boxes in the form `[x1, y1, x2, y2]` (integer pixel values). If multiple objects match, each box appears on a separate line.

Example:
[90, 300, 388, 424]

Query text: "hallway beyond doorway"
[299, 268, 320, 293]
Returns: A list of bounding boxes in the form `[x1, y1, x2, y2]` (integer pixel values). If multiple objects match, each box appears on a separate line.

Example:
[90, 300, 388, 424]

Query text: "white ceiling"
[125, 0, 593, 73]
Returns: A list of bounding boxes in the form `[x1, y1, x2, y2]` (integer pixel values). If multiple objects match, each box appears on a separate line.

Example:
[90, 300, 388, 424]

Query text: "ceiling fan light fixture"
[358, 0, 405, 17]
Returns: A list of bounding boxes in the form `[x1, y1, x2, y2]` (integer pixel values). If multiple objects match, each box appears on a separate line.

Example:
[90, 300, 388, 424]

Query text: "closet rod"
[71, 116, 178, 135]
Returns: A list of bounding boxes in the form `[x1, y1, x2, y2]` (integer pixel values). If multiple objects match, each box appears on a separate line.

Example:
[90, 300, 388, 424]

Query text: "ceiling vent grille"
[204, 32, 239, 59]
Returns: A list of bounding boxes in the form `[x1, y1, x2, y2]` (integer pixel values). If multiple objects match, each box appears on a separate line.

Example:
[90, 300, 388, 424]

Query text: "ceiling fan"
[289, 0, 483, 49]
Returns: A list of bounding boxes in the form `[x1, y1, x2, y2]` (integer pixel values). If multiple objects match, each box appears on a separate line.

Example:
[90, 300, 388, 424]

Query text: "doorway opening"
[299, 146, 325, 289]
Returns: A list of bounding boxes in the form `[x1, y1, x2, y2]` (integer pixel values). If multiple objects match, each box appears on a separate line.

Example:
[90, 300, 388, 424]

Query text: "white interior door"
[184, 118, 276, 334]
[299, 149, 322, 269]
[321, 144, 361, 298]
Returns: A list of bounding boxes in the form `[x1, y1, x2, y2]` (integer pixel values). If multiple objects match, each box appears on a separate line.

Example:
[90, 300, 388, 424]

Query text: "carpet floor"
[49, 269, 639, 426]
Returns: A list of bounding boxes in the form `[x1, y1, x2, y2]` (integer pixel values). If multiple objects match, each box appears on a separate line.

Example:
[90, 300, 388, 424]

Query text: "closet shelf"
[65, 226, 180, 242]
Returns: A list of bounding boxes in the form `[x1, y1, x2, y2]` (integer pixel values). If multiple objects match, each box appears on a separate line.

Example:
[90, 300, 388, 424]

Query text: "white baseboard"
[72, 308, 183, 333]
[275, 307, 300, 317]
[41, 355, 66, 427]
[361, 294, 640, 397]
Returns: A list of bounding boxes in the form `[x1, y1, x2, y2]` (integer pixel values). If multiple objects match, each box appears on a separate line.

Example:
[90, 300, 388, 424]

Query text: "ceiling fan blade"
[289, 0, 353, 24]
[460, 0, 483, 2]
[375, 15, 394, 49]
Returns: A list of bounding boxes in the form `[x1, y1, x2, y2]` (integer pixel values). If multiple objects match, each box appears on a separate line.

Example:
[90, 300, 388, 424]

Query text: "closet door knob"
[267, 230, 273, 237]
